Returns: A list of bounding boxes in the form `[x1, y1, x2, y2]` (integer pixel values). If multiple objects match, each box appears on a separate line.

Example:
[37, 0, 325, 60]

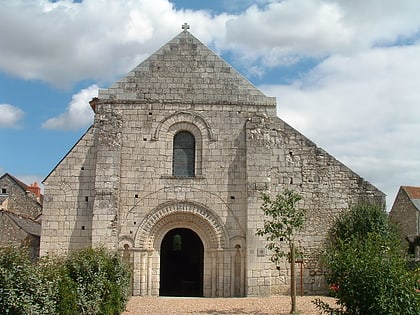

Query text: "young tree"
[256, 189, 305, 314]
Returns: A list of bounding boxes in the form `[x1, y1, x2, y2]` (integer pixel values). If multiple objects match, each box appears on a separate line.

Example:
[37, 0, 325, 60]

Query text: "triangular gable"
[0, 173, 29, 193]
[98, 29, 276, 106]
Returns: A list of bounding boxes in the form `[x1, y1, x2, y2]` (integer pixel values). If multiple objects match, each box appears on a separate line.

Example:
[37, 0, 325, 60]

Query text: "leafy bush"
[64, 248, 131, 315]
[315, 204, 420, 315]
[329, 204, 395, 243]
[0, 246, 56, 314]
[40, 256, 78, 315]
[0, 247, 131, 315]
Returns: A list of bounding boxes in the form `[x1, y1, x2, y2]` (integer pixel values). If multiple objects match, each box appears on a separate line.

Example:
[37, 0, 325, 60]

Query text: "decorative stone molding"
[135, 200, 227, 250]
[153, 111, 215, 141]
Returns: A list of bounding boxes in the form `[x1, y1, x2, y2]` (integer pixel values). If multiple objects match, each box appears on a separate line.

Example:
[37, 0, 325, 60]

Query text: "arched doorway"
[159, 228, 204, 297]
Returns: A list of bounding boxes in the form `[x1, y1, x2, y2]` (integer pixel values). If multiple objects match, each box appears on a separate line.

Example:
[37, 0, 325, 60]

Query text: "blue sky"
[1, 0, 420, 210]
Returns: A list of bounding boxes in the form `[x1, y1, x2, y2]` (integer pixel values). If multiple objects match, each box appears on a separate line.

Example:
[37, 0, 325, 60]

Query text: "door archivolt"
[135, 201, 227, 251]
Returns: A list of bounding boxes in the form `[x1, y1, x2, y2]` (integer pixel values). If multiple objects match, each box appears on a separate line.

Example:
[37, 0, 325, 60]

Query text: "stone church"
[40, 25, 385, 297]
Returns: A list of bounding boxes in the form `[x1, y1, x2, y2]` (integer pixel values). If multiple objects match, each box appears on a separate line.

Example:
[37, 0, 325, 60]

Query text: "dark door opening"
[159, 228, 204, 297]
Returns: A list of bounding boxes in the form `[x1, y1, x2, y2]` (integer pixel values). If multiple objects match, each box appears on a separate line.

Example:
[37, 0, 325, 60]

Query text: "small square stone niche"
[257, 248, 266, 257]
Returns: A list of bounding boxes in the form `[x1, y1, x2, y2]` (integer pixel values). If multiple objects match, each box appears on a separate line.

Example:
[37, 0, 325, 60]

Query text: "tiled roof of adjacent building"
[0, 209, 41, 236]
[402, 186, 420, 211]
[402, 186, 420, 199]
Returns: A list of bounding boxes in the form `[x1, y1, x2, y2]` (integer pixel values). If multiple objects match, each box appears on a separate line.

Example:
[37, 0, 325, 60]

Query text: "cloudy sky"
[1, 0, 419, 210]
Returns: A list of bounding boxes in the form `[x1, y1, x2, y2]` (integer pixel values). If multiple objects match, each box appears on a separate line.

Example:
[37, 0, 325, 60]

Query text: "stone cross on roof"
[182, 22, 190, 31]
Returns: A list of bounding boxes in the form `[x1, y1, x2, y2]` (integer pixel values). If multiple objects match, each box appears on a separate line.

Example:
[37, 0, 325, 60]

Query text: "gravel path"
[122, 296, 337, 315]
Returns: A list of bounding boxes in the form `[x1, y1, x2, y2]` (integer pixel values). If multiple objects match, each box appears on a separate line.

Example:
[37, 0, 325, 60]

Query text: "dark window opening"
[173, 131, 195, 177]
[173, 234, 182, 251]
[1, 188, 6, 194]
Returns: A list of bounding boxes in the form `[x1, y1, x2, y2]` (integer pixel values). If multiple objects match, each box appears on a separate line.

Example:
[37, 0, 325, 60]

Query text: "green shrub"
[329, 204, 396, 245]
[0, 247, 131, 315]
[64, 248, 131, 315]
[0, 246, 56, 314]
[316, 204, 420, 315]
[39, 256, 78, 315]
[324, 234, 419, 314]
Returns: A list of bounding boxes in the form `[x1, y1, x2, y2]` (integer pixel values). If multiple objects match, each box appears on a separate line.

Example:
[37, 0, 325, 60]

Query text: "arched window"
[173, 131, 195, 177]
[173, 234, 182, 251]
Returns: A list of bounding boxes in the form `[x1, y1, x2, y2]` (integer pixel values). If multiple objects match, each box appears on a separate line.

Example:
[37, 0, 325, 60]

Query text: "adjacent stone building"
[0, 173, 42, 259]
[40, 26, 385, 297]
[390, 186, 420, 260]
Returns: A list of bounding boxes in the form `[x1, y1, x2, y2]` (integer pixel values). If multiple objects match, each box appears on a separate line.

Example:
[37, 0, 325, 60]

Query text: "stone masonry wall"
[0, 212, 33, 245]
[91, 99, 274, 244]
[0, 174, 42, 258]
[40, 127, 96, 255]
[0, 175, 41, 219]
[40, 96, 385, 295]
[99, 32, 275, 105]
[40, 29, 386, 296]
[245, 115, 385, 296]
[389, 188, 418, 238]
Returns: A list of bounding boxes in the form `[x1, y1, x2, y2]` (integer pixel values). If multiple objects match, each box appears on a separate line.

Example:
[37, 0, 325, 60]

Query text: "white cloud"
[0, 0, 231, 87]
[221, 0, 420, 69]
[1, 0, 419, 85]
[260, 43, 420, 209]
[225, 1, 350, 56]
[338, 1, 420, 45]
[0, 104, 24, 128]
[42, 85, 98, 130]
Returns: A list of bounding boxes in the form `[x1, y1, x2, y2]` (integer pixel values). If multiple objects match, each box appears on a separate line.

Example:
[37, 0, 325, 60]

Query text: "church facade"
[40, 27, 385, 297]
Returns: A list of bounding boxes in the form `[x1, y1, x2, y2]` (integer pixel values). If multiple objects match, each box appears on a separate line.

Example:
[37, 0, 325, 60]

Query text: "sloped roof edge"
[1, 209, 41, 236]
[43, 125, 93, 183]
[0, 173, 29, 193]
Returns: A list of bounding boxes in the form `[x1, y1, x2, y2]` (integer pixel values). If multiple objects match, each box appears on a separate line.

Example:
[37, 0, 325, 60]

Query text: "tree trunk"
[290, 241, 297, 314]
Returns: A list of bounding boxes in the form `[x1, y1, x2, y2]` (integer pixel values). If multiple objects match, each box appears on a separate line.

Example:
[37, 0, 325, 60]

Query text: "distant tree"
[256, 189, 305, 314]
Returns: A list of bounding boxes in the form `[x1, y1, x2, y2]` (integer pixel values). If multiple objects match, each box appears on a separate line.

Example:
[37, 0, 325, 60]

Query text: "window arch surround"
[154, 111, 215, 177]
[153, 111, 214, 142]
